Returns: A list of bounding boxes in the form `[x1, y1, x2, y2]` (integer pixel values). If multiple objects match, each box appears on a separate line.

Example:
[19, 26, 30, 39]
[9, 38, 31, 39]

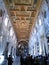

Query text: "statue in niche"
[44, 11, 46, 18]
[0, 9, 2, 17]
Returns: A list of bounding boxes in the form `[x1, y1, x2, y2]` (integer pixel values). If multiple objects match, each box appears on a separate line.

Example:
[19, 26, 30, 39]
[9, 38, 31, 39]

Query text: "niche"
[44, 11, 46, 18]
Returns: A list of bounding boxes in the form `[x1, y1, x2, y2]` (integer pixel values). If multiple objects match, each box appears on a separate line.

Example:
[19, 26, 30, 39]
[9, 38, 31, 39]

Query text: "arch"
[16, 39, 29, 56]
[18, 39, 28, 44]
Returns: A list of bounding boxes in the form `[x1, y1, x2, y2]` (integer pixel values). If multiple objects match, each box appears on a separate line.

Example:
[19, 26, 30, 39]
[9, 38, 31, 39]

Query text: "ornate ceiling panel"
[4, 0, 42, 41]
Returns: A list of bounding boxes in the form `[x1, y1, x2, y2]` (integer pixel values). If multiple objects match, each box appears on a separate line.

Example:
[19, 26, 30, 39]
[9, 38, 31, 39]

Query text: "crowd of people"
[7, 54, 49, 65]
[20, 54, 49, 65]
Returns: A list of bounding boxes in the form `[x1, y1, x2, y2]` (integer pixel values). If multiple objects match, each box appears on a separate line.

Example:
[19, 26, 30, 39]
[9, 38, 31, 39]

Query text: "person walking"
[7, 55, 13, 65]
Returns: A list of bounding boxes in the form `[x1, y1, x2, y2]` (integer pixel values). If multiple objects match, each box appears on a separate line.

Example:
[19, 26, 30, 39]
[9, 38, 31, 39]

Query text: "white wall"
[0, 0, 17, 58]
[29, 0, 48, 56]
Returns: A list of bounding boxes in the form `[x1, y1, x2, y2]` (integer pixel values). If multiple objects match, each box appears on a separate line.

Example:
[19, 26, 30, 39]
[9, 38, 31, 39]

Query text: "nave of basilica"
[0, 0, 49, 65]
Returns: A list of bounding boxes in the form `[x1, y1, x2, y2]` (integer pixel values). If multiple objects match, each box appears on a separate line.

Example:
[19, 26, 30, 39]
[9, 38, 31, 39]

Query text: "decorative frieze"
[4, 0, 42, 41]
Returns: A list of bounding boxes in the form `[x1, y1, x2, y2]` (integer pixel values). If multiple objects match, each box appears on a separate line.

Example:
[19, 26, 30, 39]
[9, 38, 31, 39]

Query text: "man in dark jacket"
[8, 55, 13, 65]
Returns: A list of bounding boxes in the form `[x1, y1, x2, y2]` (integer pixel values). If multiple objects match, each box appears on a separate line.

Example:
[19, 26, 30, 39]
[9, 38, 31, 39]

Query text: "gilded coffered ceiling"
[4, 0, 42, 41]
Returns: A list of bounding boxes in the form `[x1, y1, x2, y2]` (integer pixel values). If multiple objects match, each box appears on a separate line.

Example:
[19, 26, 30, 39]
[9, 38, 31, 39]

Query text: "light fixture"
[39, 18, 42, 25]
[4, 17, 8, 26]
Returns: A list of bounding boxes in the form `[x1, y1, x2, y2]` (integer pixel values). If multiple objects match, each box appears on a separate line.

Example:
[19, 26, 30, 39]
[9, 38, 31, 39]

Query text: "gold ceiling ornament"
[4, 0, 42, 41]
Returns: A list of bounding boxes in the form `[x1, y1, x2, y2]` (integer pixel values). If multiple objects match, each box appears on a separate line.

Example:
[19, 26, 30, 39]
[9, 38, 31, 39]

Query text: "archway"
[16, 40, 28, 56]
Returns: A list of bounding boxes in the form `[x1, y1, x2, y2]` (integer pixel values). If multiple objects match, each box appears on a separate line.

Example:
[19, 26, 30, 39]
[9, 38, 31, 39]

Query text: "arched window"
[44, 11, 46, 18]
[34, 0, 37, 4]
[9, 0, 12, 3]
